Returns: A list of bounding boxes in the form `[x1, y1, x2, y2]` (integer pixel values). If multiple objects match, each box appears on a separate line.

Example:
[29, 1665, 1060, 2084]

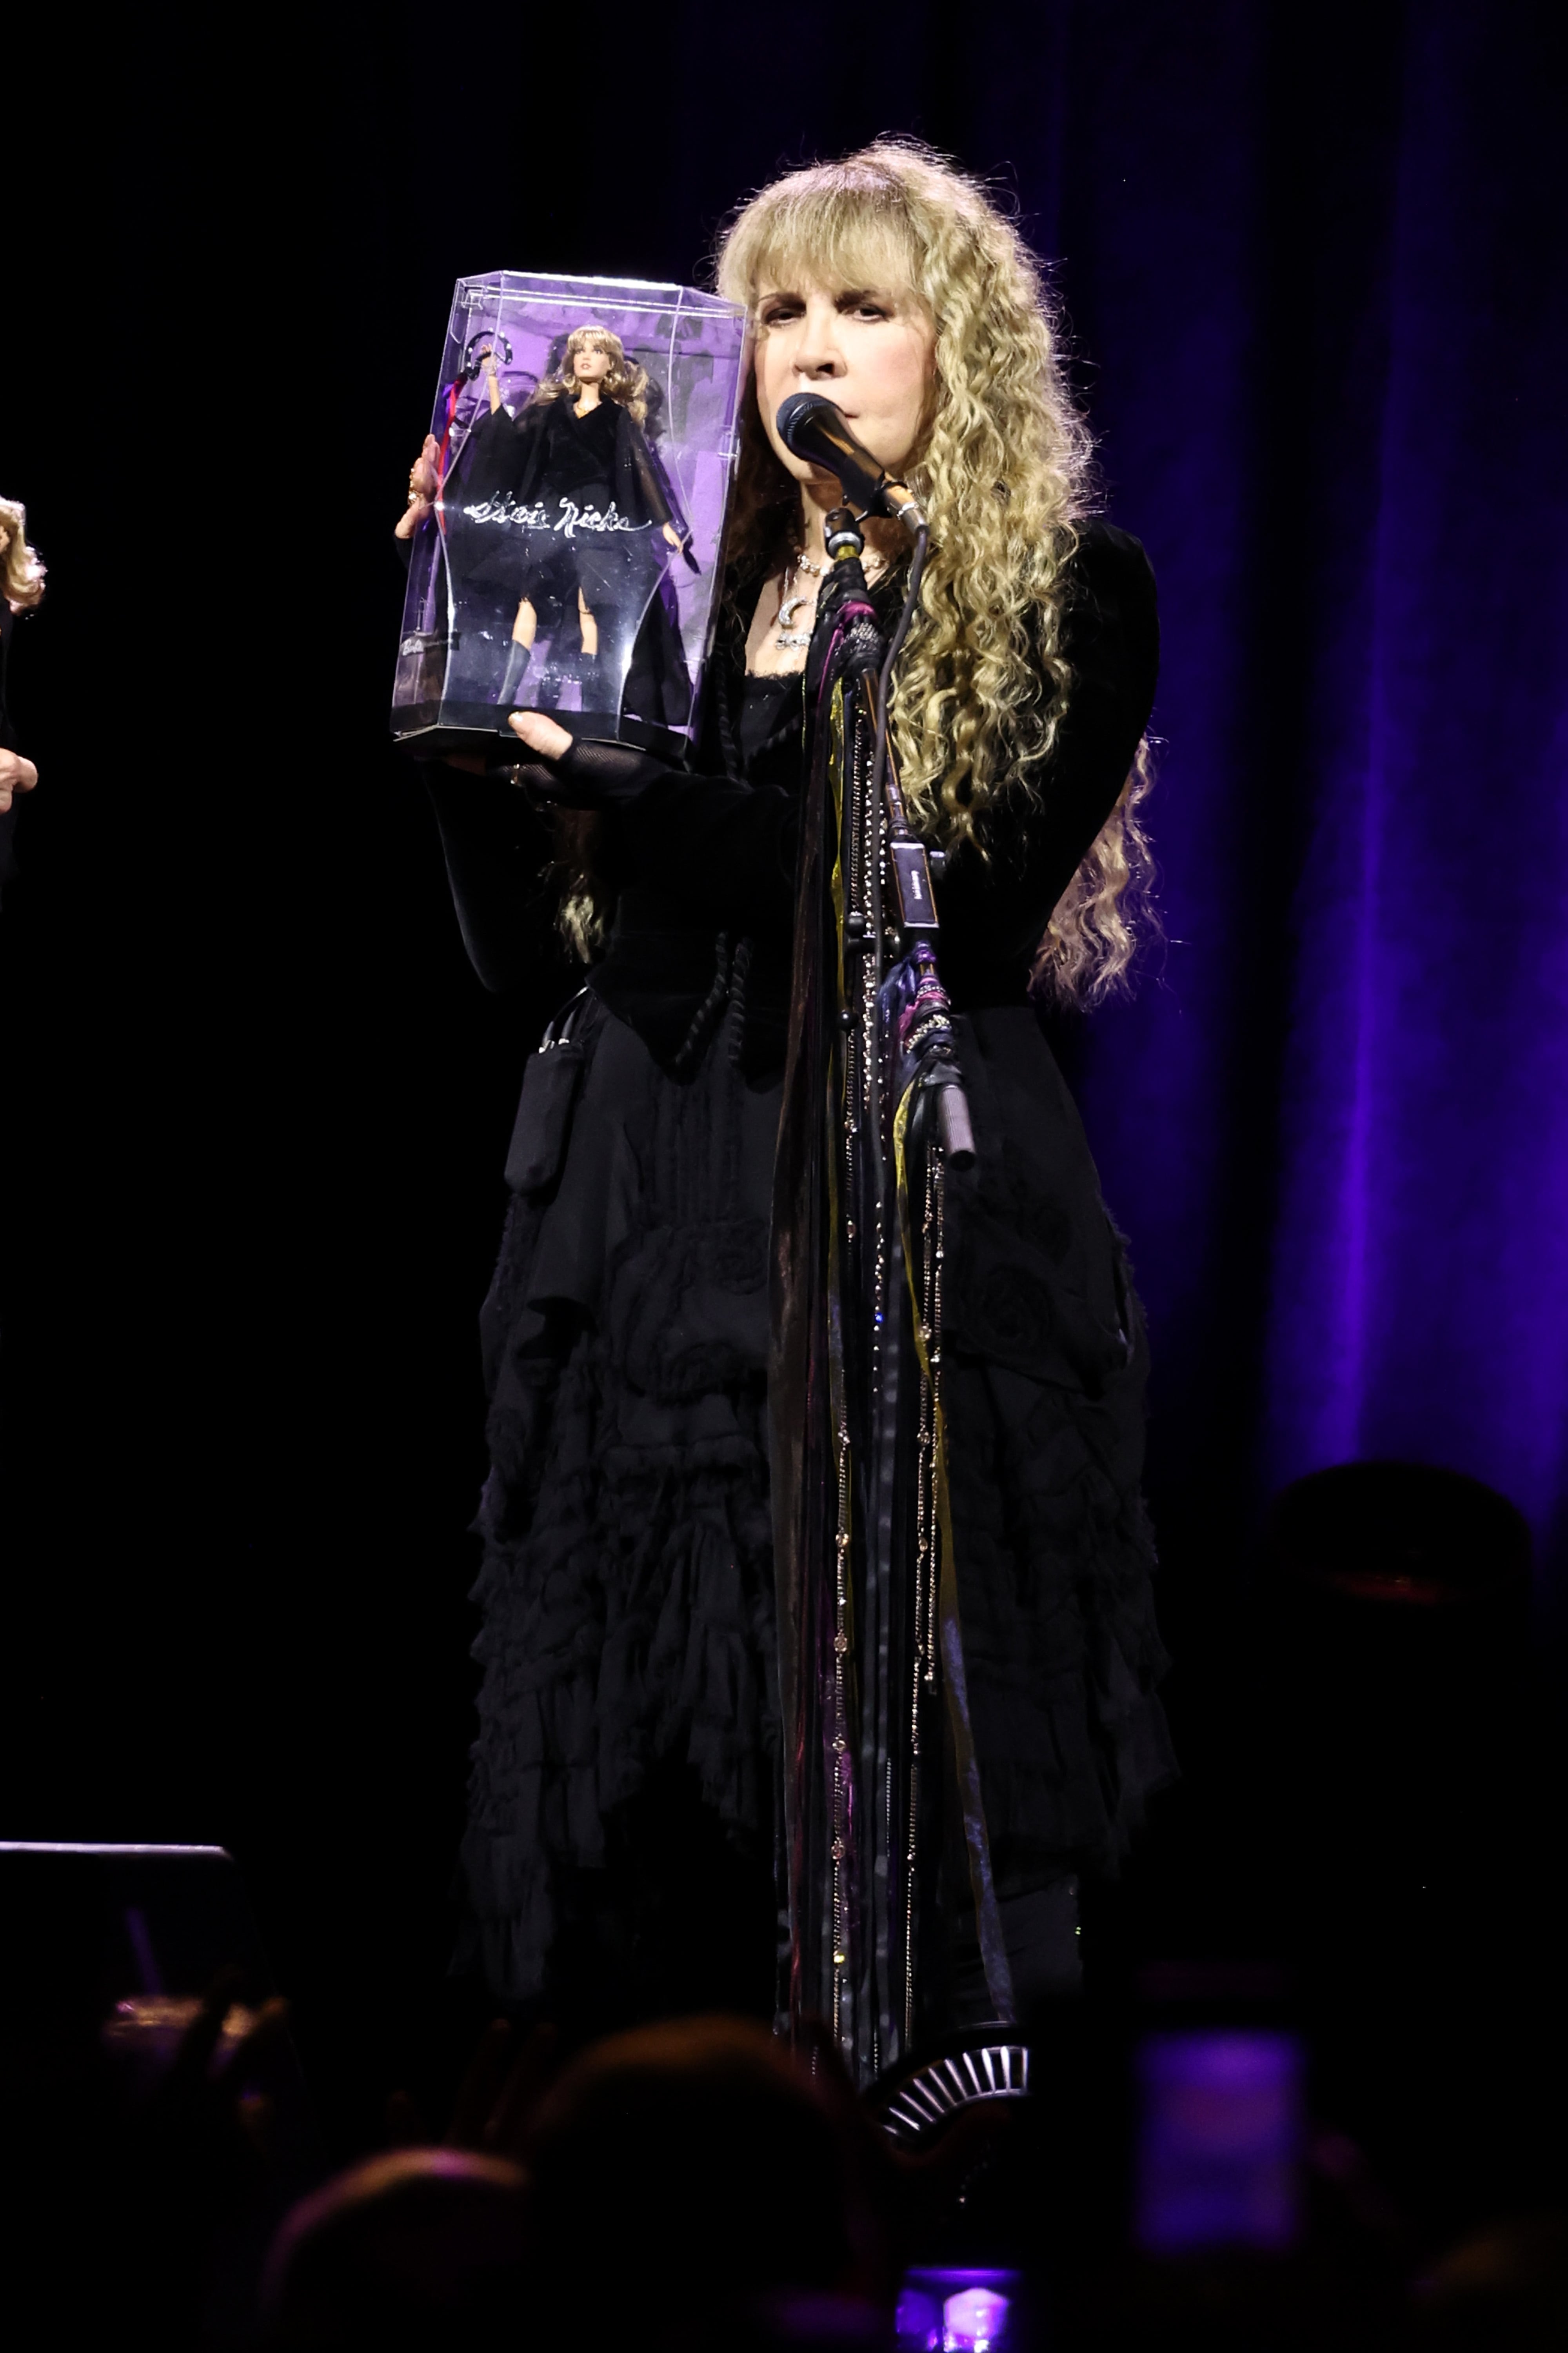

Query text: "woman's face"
[572, 340, 612, 386]
[752, 272, 937, 484]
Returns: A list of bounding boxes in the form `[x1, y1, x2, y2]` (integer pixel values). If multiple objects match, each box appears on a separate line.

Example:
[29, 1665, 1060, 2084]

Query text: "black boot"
[496, 640, 532, 705]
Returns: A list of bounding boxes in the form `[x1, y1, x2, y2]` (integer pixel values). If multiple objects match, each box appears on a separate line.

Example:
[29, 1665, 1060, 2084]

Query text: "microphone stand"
[821, 503, 976, 1167]
[771, 498, 1011, 2084]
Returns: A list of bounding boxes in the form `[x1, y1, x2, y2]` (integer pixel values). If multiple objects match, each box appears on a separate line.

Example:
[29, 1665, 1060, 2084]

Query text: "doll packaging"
[393, 272, 748, 762]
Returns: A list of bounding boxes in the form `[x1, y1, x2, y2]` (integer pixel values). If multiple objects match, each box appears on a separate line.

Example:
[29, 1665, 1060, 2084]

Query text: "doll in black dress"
[424, 145, 1176, 2049]
[467, 327, 691, 725]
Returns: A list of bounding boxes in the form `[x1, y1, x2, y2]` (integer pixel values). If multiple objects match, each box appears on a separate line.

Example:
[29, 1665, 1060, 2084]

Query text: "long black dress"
[429, 522, 1176, 2022]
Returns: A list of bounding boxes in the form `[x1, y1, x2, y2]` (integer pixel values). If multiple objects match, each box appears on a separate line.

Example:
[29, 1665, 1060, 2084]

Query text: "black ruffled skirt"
[456, 991, 1174, 2005]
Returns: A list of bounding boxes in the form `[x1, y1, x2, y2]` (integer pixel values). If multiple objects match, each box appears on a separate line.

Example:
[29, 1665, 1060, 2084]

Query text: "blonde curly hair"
[715, 140, 1155, 1003]
[0, 496, 46, 613]
[531, 326, 650, 427]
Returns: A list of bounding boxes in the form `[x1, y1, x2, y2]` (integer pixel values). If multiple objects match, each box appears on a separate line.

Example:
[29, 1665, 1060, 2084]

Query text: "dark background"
[4, 1, 1566, 2170]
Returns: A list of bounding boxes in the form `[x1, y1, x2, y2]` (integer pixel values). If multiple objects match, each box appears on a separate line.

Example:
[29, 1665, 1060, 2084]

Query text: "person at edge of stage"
[411, 142, 1177, 2038]
[0, 496, 46, 906]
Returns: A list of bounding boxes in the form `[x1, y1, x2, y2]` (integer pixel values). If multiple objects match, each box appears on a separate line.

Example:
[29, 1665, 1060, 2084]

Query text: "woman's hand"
[394, 434, 441, 540]
[503, 718, 672, 810]
[0, 749, 38, 813]
[437, 715, 572, 784]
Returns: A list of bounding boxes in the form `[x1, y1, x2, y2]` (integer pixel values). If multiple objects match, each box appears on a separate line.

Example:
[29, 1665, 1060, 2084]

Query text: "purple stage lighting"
[897, 2269, 1020, 2351]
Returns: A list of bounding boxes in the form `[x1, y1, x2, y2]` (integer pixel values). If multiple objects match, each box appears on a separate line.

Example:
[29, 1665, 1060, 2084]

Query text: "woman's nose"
[793, 306, 846, 379]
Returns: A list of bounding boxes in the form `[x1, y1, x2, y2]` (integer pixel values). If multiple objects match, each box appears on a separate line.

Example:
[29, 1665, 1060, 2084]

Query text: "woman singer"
[415, 143, 1176, 2043]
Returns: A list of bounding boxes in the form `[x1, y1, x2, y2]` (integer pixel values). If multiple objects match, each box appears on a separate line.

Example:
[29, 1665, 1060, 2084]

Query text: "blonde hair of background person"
[715, 140, 1156, 1004]
[1, 498, 45, 613]
[0, 496, 45, 817]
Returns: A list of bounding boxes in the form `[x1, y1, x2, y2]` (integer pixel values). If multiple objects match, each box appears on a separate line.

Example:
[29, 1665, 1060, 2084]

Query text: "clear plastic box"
[392, 272, 747, 762]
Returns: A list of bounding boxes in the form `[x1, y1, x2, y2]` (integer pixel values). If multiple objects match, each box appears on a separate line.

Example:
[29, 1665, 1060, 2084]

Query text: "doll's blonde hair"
[716, 140, 1155, 1004]
[533, 327, 651, 427]
[0, 497, 46, 612]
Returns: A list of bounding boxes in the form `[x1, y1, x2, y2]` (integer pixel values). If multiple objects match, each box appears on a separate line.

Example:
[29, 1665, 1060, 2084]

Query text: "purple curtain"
[939, 3, 1568, 1593]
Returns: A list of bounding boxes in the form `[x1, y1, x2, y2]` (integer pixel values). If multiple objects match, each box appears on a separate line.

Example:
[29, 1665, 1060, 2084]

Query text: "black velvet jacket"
[513, 397, 682, 536]
[442, 395, 684, 600]
[425, 520, 1158, 1066]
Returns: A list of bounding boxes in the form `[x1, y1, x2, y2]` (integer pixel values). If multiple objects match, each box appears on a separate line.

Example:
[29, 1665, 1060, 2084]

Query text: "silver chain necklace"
[774, 547, 879, 652]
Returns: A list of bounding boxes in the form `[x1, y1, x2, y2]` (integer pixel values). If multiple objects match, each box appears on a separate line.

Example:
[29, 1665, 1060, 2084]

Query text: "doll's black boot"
[496, 641, 532, 705]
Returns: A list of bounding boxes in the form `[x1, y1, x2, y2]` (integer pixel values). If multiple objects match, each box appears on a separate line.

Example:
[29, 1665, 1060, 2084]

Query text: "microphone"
[775, 393, 928, 534]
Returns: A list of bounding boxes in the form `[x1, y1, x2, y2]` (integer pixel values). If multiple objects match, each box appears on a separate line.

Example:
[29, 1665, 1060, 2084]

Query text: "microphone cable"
[867, 522, 931, 870]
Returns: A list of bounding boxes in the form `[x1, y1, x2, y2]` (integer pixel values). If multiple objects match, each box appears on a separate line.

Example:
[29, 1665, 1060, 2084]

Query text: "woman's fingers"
[0, 749, 38, 810]
[502, 760, 561, 799]
[509, 709, 574, 762]
[392, 430, 441, 533]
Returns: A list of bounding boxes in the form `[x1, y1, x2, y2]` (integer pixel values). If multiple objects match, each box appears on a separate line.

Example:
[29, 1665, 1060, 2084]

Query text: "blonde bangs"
[718, 175, 921, 310]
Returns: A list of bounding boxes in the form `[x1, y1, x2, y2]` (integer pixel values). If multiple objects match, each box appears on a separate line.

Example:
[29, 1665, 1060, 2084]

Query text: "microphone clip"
[824, 507, 867, 563]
